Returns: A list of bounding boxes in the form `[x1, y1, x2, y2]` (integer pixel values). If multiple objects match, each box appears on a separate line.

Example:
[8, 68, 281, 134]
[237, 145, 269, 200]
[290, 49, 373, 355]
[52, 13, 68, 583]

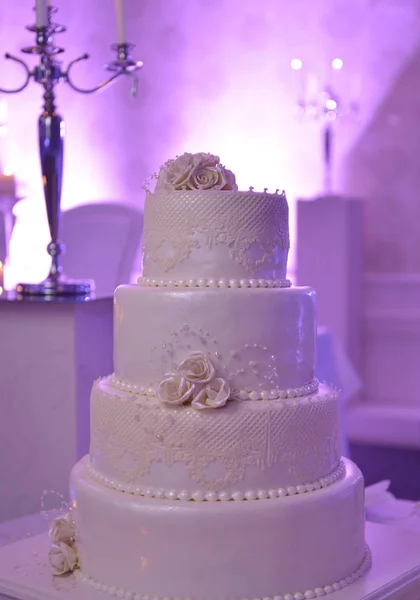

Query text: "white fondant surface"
[142, 189, 289, 281]
[113, 285, 317, 392]
[90, 379, 340, 495]
[6, 523, 420, 600]
[71, 456, 367, 600]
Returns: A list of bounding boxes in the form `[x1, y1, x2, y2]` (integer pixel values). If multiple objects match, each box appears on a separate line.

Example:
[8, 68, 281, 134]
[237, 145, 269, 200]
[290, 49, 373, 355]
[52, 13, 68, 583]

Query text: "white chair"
[0, 196, 17, 259]
[60, 203, 143, 297]
[0, 211, 7, 263]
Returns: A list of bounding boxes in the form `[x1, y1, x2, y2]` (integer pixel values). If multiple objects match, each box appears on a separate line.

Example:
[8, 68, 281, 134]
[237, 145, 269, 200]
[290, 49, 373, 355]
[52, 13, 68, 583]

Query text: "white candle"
[306, 74, 318, 103]
[0, 174, 15, 197]
[0, 261, 4, 294]
[36, 0, 48, 28]
[350, 74, 362, 104]
[115, 0, 127, 44]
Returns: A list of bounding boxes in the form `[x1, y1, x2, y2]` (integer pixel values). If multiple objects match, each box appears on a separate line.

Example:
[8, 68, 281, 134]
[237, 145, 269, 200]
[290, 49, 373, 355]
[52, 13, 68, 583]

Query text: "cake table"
[0, 522, 419, 600]
[0, 294, 113, 523]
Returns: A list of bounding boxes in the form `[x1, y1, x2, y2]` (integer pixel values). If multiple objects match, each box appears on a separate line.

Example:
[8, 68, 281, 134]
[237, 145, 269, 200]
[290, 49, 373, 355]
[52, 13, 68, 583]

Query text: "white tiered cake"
[49, 153, 371, 600]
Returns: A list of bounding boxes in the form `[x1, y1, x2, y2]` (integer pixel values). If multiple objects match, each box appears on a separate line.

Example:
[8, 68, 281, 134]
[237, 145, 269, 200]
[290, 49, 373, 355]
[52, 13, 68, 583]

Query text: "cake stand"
[0, 522, 419, 600]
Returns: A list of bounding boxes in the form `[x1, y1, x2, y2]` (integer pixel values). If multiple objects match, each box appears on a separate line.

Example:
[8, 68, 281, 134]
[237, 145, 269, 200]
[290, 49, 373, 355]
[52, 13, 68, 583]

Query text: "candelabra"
[292, 60, 360, 194]
[0, 5, 142, 297]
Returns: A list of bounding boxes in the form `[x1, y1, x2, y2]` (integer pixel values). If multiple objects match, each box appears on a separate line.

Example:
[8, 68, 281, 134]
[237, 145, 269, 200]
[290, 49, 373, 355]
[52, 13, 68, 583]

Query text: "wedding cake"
[48, 153, 371, 599]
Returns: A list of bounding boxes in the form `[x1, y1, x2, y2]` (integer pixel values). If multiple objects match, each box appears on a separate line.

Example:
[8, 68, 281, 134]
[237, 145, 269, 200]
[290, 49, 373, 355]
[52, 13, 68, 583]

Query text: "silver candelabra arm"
[0, 53, 32, 94]
[65, 44, 143, 96]
[0, 4, 143, 298]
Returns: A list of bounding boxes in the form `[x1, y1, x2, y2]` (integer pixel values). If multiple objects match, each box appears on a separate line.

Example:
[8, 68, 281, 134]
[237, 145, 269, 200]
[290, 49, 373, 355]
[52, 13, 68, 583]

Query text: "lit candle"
[331, 58, 343, 94]
[350, 74, 362, 104]
[290, 58, 304, 101]
[115, 0, 127, 44]
[36, 0, 48, 28]
[0, 174, 15, 197]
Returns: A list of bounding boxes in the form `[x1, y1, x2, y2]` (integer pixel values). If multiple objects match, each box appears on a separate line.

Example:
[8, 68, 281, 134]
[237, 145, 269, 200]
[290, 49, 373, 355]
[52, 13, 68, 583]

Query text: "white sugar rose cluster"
[156, 152, 238, 192]
[157, 351, 231, 410]
[48, 513, 78, 576]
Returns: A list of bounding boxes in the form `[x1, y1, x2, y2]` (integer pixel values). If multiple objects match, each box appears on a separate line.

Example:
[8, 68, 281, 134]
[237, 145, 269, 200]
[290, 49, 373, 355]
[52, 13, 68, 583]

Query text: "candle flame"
[291, 58, 303, 71]
[332, 58, 343, 71]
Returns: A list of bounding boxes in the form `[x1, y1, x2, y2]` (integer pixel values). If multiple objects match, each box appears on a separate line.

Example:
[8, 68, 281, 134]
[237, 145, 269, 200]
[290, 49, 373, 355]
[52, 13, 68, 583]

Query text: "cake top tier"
[142, 153, 289, 282]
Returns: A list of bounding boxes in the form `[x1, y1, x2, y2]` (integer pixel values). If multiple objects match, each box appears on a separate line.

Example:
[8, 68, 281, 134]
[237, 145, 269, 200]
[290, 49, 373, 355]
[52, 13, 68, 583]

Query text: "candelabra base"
[16, 278, 93, 298]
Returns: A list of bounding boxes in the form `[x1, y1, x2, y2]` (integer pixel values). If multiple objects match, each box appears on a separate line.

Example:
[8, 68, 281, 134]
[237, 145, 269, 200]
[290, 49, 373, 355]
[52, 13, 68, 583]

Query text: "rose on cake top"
[155, 152, 238, 192]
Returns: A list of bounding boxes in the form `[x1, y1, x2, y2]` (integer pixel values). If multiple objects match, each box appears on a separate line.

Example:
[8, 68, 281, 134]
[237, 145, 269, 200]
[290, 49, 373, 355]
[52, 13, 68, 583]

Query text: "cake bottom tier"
[71, 456, 370, 600]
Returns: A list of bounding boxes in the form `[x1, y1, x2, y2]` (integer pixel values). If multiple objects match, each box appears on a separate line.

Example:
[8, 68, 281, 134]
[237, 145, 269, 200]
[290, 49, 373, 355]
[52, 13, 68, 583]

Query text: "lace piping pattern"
[142, 190, 289, 275]
[90, 379, 340, 492]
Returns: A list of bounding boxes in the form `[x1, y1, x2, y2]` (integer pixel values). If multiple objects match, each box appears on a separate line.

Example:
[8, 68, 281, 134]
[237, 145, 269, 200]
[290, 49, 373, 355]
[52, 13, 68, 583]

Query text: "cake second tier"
[114, 284, 317, 396]
[89, 377, 341, 498]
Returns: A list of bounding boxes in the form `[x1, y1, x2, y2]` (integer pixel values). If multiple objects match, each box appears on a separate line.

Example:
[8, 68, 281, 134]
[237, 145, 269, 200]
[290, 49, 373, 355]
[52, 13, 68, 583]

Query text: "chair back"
[60, 202, 143, 297]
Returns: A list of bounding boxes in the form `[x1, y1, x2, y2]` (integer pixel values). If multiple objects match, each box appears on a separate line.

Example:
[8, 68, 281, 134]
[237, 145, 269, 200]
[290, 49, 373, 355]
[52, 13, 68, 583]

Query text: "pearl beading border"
[138, 276, 292, 289]
[86, 459, 346, 502]
[74, 545, 371, 600]
[109, 375, 320, 401]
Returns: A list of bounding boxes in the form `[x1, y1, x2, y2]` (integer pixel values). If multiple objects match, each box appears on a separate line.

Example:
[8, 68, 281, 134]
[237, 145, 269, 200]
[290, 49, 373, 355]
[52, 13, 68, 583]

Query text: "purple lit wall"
[0, 0, 419, 283]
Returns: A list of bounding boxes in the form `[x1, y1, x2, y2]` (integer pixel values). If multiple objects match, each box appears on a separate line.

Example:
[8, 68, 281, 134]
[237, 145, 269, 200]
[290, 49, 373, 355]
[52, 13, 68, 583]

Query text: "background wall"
[0, 0, 419, 282]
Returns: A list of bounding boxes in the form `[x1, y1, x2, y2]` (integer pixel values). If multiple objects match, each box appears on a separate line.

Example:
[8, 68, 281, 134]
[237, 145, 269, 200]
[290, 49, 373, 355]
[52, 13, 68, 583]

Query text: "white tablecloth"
[0, 512, 47, 549]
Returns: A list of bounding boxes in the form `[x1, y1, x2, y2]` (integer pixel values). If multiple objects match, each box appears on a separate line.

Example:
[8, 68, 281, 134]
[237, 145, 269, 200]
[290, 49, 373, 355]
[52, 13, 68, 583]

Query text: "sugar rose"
[49, 542, 78, 575]
[157, 374, 195, 405]
[49, 514, 76, 544]
[155, 152, 237, 191]
[192, 377, 231, 410]
[178, 351, 216, 383]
